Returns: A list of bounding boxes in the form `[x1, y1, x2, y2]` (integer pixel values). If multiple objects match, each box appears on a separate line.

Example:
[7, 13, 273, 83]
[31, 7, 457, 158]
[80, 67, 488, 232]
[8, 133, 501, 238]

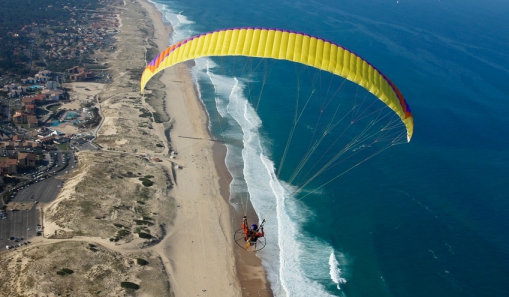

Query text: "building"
[0, 158, 18, 175]
[18, 153, 36, 167]
[25, 104, 35, 114]
[36, 135, 55, 144]
[22, 97, 35, 105]
[12, 135, 24, 142]
[21, 77, 36, 84]
[8, 90, 21, 98]
[33, 94, 46, 105]
[3, 83, 19, 91]
[35, 70, 52, 82]
[27, 115, 38, 127]
[46, 81, 58, 90]
[12, 111, 27, 124]
[41, 89, 64, 101]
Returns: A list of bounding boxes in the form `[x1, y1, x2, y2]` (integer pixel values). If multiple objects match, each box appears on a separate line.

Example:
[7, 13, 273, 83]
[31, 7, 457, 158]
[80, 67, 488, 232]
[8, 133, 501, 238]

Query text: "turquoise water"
[65, 111, 77, 119]
[149, 0, 509, 296]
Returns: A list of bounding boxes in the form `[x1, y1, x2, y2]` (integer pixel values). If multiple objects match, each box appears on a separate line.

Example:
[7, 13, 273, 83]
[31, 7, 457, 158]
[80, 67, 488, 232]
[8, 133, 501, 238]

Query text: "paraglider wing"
[140, 28, 414, 141]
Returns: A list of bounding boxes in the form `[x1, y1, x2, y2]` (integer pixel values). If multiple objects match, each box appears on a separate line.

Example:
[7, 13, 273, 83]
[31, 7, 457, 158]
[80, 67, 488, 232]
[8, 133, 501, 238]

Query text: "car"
[5, 246, 9, 250]
[34, 201, 38, 204]
[9, 237, 14, 240]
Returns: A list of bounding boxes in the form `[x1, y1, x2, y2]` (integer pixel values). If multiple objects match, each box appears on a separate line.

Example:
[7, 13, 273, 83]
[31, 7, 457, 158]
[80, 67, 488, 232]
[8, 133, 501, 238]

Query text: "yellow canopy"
[140, 28, 413, 141]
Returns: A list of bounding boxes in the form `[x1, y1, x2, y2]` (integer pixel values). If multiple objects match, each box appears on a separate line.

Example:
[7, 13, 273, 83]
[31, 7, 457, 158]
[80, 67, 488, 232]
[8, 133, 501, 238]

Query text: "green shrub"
[134, 220, 153, 226]
[141, 179, 153, 187]
[120, 282, 140, 290]
[3, 190, 13, 204]
[138, 232, 152, 239]
[113, 223, 125, 228]
[117, 229, 130, 237]
[136, 258, 149, 266]
[57, 268, 74, 275]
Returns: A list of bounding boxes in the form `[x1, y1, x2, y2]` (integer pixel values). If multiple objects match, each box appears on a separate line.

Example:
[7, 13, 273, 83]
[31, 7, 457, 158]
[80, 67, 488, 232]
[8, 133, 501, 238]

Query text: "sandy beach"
[0, 0, 272, 295]
[138, 0, 273, 295]
[135, 1, 241, 296]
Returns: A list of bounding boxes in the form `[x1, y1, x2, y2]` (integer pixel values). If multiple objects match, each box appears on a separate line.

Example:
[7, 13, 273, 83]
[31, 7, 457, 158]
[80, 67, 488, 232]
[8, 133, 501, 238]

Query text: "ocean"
[147, 0, 509, 296]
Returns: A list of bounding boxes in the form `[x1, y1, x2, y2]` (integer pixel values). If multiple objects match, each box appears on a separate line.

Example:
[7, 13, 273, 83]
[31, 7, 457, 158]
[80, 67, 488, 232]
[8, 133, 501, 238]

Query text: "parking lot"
[12, 175, 66, 204]
[0, 206, 38, 249]
[1, 151, 77, 250]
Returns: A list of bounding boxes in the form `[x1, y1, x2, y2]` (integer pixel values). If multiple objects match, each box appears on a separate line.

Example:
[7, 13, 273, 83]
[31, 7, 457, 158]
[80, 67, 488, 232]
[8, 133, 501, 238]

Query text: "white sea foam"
[150, 1, 196, 45]
[196, 61, 348, 296]
[158, 8, 348, 294]
[329, 252, 347, 290]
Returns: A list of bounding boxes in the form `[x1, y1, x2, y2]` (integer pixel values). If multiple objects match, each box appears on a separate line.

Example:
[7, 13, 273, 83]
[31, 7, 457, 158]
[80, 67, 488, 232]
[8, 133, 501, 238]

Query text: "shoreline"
[140, 0, 274, 295]
[0, 0, 272, 295]
[212, 142, 274, 296]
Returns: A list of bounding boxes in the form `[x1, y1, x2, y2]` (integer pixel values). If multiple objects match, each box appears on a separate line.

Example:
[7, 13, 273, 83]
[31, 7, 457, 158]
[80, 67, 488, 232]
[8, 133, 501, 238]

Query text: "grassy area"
[45, 152, 175, 241]
[56, 143, 71, 150]
[0, 241, 170, 296]
[48, 104, 62, 112]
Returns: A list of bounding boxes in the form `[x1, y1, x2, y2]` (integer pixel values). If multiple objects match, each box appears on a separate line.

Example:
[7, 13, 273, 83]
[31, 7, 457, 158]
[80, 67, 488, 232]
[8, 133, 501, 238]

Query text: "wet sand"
[140, 0, 274, 295]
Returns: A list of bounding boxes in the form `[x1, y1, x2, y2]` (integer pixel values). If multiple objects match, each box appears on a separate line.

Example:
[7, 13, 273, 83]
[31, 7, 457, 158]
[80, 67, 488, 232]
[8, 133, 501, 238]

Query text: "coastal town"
[0, 0, 179, 295]
[0, 0, 254, 295]
[0, 0, 117, 208]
